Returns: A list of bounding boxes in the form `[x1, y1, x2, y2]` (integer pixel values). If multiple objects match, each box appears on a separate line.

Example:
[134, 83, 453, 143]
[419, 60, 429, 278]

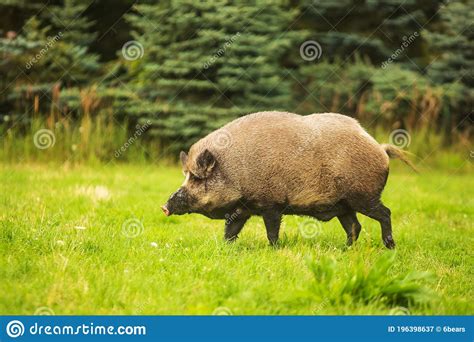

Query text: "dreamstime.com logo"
[212, 129, 233, 149]
[298, 218, 322, 239]
[5, 320, 146, 338]
[300, 40, 323, 61]
[389, 129, 411, 148]
[114, 120, 152, 158]
[33, 129, 55, 149]
[6, 320, 24, 338]
[121, 218, 144, 238]
[203, 32, 241, 69]
[122, 40, 144, 61]
[25, 32, 63, 70]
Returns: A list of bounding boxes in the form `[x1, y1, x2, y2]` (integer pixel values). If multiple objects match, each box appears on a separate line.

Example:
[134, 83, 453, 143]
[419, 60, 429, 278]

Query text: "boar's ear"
[196, 149, 216, 177]
[179, 151, 188, 168]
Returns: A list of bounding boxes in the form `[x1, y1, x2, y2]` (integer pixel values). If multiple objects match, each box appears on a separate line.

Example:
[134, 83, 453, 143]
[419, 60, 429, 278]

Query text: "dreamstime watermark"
[225, 208, 243, 225]
[5, 320, 146, 338]
[312, 299, 330, 314]
[398, 212, 416, 228]
[33, 129, 56, 149]
[298, 219, 322, 239]
[25, 32, 63, 69]
[389, 129, 411, 148]
[389, 306, 411, 315]
[121, 218, 144, 238]
[203, 32, 241, 69]
[122, 40, 144, 61]
[300, 40, 322, 61]
[212, 306, 233, 315]
[114, 120, 151, 158]
[381, 31, 419, 69]
[34, 306, 55, 315]
[6, 320, 24, 338]
[212, 128, 233, 149]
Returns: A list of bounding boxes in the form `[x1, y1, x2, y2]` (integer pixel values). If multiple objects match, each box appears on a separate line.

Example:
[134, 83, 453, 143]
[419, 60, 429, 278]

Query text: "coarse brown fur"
[163, 111, 417, 249]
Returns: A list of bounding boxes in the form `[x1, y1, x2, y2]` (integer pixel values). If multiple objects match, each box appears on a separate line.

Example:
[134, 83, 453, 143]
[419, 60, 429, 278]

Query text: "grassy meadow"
[1, 0, 472, 319]
[1, 158, 472, 315]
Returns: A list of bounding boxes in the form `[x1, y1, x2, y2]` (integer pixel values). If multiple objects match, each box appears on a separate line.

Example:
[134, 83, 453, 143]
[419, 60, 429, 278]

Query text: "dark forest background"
[0, 0, 472, 161]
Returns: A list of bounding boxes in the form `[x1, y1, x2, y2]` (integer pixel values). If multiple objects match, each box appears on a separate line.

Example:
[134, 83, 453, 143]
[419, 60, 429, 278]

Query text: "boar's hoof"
[346, 236, 355, 247]
[383, 236, 396, 249]
[225, 235, 238, 243]
[268, 237, 279, 247]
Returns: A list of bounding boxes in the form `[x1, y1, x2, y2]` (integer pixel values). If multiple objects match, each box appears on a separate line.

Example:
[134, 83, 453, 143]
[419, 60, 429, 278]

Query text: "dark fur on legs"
[263, 210, 282, 246]
[357, 202, 395, 249]
[337, 211, 362, 246]
[224, 214, 250, 242]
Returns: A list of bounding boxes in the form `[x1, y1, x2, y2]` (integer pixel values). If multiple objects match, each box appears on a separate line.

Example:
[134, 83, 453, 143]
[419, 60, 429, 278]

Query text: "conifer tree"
[425, 0, 474, 87]
[126, 0, 299, 151]
[424, 0, 474, 134]
[0, 16, 53, 116]
[43, 0, 100, 86]
[0, 0, 101, 116]
[297, 0, 439, 65]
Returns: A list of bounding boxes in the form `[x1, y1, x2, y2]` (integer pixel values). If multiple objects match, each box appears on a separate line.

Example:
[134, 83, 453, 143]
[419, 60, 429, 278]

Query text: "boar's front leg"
[263, 210, 282, 246]
[224, 213, 250, 242]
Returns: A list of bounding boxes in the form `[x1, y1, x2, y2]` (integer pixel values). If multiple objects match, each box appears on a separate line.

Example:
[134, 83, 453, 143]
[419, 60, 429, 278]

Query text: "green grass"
[0, 162, 472, 315]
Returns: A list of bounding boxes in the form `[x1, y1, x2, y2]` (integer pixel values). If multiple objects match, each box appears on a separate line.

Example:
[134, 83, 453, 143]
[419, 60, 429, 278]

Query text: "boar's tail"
[381, 144, 418, 173]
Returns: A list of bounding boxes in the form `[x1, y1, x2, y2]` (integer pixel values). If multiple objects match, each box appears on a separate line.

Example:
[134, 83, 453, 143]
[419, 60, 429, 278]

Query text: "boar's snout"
[161, 205, 170, 216]
[162, 187, 192, 216]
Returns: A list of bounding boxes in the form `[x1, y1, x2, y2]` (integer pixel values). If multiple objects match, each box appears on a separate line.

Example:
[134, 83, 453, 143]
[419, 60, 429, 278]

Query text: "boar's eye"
[189, 172, 202, 182]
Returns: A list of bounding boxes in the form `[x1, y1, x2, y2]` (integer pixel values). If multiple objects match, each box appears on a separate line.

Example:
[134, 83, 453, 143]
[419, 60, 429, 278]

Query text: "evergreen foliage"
[124, 0, 299, 151]
[0, 0, 472, 152]
[298, 0, 441, 66]
[298, 58, 439, 130]
[42, 0, 100, 86]
[0, 0, 100, 119]
[424, 0, 474, 133]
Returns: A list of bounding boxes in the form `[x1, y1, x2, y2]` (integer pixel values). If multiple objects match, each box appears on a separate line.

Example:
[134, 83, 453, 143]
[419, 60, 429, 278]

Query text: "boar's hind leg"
[337, 211, 361, 246]
[262, 211, 282, 246]
[224, 214, 250, 242]
[358, 202, 395, 249]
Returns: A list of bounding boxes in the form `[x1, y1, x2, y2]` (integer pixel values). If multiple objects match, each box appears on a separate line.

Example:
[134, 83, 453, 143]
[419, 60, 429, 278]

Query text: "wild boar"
[161, 111, 416, 249]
